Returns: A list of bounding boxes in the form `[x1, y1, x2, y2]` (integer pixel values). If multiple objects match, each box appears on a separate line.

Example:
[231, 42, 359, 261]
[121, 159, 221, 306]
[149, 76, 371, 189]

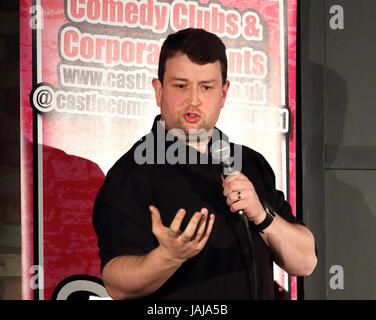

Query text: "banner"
[20, 0, 297, 300]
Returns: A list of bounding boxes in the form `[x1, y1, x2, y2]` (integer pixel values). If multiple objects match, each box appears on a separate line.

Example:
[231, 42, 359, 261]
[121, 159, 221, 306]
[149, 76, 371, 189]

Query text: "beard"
[161, 111, 214, 144]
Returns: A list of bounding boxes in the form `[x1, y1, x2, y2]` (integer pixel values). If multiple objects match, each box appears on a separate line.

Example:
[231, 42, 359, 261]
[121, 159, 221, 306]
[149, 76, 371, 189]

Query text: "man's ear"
[152, 78, 162, 107]
[221, 80, 230, 108]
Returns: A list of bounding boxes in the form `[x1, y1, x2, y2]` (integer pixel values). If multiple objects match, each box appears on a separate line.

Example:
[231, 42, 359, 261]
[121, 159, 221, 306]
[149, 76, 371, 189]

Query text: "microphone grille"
[210, 139, 231, 162]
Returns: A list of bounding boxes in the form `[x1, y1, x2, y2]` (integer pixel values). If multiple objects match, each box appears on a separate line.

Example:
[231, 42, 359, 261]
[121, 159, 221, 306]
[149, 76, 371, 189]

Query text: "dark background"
[298, 0, 376, 299]
[0, 1, 21, 300]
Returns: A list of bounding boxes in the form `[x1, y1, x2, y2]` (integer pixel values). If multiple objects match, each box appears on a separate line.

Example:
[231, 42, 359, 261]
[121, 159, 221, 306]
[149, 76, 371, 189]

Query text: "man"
[93, 28, 317, 300]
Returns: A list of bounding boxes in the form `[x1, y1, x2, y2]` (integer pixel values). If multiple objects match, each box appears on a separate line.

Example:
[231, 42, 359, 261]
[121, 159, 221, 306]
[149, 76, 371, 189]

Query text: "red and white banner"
[20, 0, 297, 300]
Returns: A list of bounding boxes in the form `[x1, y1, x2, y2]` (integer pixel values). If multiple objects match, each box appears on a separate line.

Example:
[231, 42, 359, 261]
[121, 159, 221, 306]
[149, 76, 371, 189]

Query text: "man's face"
[152, 53, 229, 137]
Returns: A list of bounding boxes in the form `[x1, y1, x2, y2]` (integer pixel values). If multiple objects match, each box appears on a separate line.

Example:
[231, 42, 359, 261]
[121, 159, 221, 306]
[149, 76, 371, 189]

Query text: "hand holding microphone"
[221, 171, 266, 225]
[211, 140, 266, 224]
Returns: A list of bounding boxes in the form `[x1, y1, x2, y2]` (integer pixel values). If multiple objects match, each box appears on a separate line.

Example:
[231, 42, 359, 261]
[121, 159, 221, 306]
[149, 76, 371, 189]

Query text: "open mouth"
[184, 113, 201, 123]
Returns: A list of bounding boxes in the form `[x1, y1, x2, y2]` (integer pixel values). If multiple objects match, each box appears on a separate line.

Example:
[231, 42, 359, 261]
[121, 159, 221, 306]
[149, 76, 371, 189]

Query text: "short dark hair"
[158, 28, 228, 85]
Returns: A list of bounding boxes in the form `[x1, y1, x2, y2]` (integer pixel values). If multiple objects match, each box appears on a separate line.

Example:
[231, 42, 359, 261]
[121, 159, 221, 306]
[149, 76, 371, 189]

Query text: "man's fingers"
[222, 171, 242, 184]
[149, 205, 164, 235]
[229, 199, 246, 213]
[150, 206, 214, 248]
[192, 208, 209, 241]
[149, 205, 161, 222]
[169, 208, 186, 236]
[223, 177, 253, 198]
[198, 214, 215, 246]
[226, 189, 247, 206]
[180, 210, 204, 241]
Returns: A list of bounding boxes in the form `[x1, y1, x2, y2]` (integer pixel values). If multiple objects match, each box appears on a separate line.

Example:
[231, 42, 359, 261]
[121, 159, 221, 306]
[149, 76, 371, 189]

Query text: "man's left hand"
[222, 171, 266, 225]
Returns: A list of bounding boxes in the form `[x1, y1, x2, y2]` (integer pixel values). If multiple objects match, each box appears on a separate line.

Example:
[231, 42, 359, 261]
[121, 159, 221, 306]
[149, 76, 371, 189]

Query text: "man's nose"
[189, 87, 201, 107]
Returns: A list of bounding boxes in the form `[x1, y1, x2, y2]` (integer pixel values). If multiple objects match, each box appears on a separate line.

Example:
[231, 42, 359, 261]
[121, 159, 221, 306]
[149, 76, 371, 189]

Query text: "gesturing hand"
[149, 205, 215, 265]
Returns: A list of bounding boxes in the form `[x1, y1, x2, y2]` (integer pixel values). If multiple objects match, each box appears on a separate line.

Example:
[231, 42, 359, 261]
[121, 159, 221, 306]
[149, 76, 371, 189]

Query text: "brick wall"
[0, 3, 21, 300]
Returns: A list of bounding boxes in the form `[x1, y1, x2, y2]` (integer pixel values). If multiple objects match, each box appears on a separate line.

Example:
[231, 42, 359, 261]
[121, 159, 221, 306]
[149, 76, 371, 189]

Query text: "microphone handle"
[221, 161, 244, 215]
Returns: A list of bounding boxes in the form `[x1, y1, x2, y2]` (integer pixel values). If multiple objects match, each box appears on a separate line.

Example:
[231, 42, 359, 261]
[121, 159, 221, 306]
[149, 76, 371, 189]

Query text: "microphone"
[211, 140, 257, 299]
[210, 140, 244, 215]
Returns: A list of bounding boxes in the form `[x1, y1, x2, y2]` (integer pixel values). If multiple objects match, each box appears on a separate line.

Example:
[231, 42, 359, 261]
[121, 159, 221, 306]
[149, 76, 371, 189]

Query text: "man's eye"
[175, 84, 185, 89]
[202, 85, 212, 90]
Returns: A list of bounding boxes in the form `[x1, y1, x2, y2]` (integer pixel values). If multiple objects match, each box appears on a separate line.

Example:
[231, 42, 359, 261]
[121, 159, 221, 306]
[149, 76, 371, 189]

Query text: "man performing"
[92, 28, 317, 300]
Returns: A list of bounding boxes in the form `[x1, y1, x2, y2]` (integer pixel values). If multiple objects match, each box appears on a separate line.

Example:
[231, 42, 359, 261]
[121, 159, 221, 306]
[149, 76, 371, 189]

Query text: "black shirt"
[92, 116, 300, 300]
